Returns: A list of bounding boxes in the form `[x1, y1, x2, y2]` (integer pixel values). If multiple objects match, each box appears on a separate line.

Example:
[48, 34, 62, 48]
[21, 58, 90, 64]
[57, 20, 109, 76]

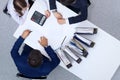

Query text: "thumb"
[46, 14, 49, 18]
[38, 40, 41, 44]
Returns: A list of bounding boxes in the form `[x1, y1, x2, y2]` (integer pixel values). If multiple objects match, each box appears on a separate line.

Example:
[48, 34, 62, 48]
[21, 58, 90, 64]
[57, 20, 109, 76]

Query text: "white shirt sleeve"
[40, 0, 48, 10]
[7, 0, 28, 25]
[65, 18, 69, 25]
[7, 0, 48, 25]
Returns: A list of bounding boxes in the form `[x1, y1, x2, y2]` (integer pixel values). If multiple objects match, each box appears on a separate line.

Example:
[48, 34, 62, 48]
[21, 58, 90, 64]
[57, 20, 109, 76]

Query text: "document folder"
[62, 46, 82, 63]
[71, 38, 88, 57]
[56, 49, 72, 68]
[75, 27, 97, 35]
[67, 43, 84, 56]
[74, 34, 95, 47]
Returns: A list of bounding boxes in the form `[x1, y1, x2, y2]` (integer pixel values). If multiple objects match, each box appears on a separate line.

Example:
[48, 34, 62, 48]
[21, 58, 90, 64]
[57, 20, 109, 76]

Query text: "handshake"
[45, 10, 66, 24]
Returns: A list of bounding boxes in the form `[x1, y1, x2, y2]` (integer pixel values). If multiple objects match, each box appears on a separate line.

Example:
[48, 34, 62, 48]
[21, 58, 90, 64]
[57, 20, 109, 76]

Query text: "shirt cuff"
[44, 45, 50, 49]
[51, 9, 57, 13]
[65, 18, 69, 24]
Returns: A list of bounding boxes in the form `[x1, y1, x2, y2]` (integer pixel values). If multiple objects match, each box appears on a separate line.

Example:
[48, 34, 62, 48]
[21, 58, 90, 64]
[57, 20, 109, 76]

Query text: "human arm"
[53, 11, 63, 19]
[40, 0, 51, 18]
[10, 36, 24, 63]
[7, 0, 28, 24]
[38, 36, 60, 66]
[11, 30, 31, 65]
[68, 5, 88, 24]
[45, 10, 51, 18]
[49, 0, 57, 10]
[57, 5, 88, 24]
[48, 0, 63, 19]
[57, 0, 88, 24]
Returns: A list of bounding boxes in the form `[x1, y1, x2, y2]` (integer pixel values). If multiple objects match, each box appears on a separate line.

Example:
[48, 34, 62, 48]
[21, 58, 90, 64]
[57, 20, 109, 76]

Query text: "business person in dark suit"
[49, 0, 89, 24]
[11, 30, 60, 79]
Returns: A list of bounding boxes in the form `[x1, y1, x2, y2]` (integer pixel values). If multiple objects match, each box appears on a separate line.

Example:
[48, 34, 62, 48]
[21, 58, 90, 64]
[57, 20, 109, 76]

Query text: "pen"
[61, 36, 67, 47]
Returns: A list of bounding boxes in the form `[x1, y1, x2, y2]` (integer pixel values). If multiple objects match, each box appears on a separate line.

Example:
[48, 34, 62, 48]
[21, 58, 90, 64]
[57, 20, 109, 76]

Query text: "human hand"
[53, 12, 63, 19]
[38, 36, 48, 47]
[57, 18, 66, 24]
[45, 10, 51, 18]
[21, 30, 31, 39]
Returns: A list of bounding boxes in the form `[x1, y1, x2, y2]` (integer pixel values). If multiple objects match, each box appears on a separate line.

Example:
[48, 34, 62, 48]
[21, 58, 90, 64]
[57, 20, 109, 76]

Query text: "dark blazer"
[11, 36, 60, 78]
[49, 0, 88, 24]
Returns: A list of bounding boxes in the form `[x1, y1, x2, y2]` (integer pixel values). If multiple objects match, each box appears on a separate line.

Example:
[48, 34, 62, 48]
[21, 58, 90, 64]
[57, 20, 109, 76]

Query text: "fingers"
[45, 10, 51, 18]
[47, 12, 51, 17]
[53, 12, 63, 19]
[40, 36, 46, 40]
[57, 18, 66, 24]
[38, 36, 48, 47]
[45, 13, 50, 18]
[38, 40, 40, 43]
[21, 29, 32, 39]
[53, 12, 66, 24]
[40, 37, 43, 41]
[39, 36, 47, 42]
[24, 29, 32, 34]
[38, 37, 42, 45]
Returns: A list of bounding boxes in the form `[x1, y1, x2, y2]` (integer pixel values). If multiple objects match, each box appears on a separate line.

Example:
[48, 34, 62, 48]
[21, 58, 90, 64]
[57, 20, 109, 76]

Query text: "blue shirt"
[11, 36, 60, 78]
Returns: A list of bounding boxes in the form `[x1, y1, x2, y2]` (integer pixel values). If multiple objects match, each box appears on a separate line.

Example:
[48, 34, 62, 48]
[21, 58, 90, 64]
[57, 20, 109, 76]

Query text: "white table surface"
[13, 0, 120, 80]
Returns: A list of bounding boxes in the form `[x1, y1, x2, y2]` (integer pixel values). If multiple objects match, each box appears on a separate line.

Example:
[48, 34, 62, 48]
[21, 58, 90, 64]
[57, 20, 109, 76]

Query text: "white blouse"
[7, 0, 48, 25]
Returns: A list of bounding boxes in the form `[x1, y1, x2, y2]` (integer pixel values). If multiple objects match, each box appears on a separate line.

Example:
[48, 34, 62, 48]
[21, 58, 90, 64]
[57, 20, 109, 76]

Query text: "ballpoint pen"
[61, 36, 67, 47]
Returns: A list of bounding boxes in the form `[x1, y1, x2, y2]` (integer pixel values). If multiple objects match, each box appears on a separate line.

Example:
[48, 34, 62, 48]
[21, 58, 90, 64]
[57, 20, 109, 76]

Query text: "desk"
[13, 0, 120, 80]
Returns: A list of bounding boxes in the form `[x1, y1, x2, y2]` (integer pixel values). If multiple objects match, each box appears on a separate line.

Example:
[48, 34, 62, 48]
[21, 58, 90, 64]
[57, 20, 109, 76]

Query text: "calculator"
[31, 11, 47, 26]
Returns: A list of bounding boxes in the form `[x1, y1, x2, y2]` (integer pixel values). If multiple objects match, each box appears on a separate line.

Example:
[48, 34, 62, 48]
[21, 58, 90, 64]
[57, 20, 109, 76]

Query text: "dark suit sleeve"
[49, 0, 57, 10]
[44, 46, 60, 67]
[68, 5, 88, 24]
[10, 36, 24, 65]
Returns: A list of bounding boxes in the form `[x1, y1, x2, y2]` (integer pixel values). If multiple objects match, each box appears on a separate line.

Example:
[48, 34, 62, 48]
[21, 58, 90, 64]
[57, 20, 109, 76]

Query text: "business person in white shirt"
[7, 0, 50, 25]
